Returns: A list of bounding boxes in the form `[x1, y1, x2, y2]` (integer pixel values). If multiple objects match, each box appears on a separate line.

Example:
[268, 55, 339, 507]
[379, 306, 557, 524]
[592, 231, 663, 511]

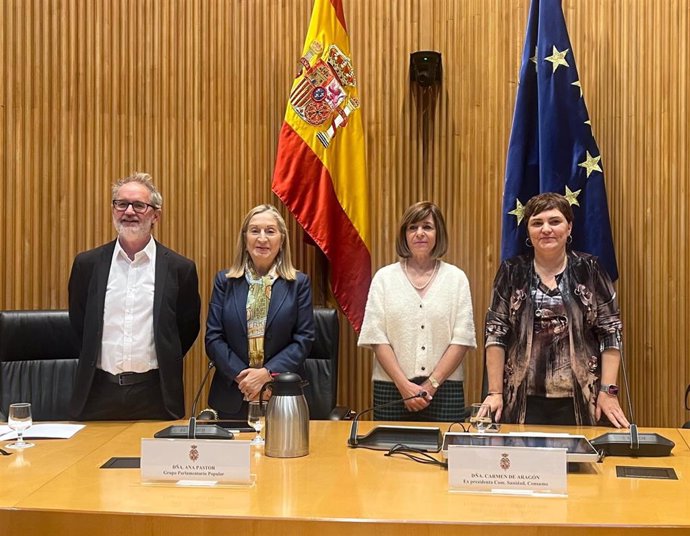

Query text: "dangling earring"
[525, 237, 533, 248]
[566, 235, 573, 245]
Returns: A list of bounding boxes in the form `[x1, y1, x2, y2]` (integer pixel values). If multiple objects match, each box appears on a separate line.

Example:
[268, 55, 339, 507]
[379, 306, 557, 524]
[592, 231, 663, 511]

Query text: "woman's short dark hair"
[523, 192, 574, 224]
[395, 201, 449, 259]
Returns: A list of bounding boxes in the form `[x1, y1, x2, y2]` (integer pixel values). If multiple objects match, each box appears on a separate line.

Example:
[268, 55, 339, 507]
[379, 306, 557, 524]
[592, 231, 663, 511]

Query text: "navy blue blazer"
[205, 270, 315, 415]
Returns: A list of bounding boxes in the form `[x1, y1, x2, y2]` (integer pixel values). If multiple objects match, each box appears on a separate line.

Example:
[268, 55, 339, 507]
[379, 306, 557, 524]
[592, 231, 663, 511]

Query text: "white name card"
[448, 445, 567, 496]
[141, 438, 251, 486]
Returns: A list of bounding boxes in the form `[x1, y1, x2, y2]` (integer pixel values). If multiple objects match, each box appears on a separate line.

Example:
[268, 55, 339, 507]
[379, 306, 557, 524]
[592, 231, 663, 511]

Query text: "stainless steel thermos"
[260, 372, 309, 458]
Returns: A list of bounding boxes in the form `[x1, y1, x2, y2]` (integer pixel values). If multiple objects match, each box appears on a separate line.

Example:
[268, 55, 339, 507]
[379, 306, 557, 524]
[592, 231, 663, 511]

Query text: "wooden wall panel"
[1, 0, 689, 428]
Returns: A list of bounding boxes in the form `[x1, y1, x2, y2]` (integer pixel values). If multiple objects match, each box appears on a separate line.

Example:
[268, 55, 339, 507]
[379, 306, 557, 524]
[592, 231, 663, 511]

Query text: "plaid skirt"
[372, 379, 466, 422]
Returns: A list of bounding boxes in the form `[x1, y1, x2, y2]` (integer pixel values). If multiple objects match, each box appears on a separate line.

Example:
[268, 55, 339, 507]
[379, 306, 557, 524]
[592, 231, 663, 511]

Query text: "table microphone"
[591, 332, 674, 457]
[348, 391, 435, 448]
[187, 361, 215, 438]
[154, 361, 233, 440]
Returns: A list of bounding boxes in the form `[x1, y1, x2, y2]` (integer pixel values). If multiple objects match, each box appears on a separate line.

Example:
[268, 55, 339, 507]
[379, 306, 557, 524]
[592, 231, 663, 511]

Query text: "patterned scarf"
[245, 264, 277, 368]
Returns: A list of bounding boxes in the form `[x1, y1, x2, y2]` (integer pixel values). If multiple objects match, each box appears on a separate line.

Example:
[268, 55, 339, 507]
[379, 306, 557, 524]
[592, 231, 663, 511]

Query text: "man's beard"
[113, 216, 153, 240]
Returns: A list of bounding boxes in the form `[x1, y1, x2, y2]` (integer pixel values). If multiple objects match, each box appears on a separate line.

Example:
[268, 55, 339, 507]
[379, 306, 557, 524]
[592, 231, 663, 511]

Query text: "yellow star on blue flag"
[578, 151, 602, 178]
[545, 45, 570, 72]
[508, 199, 526, 225]
[564, 186, 581, 206]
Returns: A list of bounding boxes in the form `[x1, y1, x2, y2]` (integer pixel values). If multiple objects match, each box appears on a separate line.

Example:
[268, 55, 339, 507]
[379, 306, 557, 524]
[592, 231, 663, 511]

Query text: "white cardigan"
[358, 261, 476, 382]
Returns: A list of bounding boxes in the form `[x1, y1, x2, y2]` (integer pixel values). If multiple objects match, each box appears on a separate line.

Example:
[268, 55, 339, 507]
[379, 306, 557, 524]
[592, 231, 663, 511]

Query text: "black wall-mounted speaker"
[410, 51, 442, 87]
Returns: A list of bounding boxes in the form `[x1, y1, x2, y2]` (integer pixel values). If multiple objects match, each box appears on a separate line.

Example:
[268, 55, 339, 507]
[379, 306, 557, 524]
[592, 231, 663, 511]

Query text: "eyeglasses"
[112, 200, 157, 214]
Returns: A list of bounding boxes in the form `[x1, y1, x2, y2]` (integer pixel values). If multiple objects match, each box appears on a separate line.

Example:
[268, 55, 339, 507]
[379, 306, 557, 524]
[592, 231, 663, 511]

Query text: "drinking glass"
[247, 401, 267, 446]
[6, 403, 34, 449]
[469, 403, 493, 433]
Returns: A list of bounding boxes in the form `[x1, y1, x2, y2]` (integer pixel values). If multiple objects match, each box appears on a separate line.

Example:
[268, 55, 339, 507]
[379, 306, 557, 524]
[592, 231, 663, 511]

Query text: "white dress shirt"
[358, 261, 477, 382]
[99, 237, 158, 374]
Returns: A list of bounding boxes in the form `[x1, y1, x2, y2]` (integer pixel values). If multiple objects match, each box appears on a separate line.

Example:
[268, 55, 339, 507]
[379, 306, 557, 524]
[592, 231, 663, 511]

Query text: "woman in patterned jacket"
[483, 193, 629, 427]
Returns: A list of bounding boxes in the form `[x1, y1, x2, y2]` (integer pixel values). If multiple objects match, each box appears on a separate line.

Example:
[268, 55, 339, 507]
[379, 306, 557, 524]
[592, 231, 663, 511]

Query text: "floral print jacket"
[484, 251, 622, 425]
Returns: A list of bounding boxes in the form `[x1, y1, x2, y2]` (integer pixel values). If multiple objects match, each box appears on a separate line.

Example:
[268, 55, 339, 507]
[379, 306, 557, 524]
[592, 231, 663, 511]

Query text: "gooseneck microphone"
[348, 391, 431, 448]
[591, 332, 674, 457]
[188, 361, 216, 439]
[154, 361, 234, 440]
[616, 332, 640, 449]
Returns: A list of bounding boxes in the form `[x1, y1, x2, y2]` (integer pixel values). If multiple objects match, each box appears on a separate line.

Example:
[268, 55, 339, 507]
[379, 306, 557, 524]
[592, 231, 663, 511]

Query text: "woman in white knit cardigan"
[358, 202, 476, 421]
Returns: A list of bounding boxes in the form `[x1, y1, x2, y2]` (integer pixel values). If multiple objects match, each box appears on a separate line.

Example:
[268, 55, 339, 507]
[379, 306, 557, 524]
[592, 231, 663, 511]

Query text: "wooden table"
[0, 422, 131, 507]
[679, 428, 690, 449]
[2, 421, 690, 535]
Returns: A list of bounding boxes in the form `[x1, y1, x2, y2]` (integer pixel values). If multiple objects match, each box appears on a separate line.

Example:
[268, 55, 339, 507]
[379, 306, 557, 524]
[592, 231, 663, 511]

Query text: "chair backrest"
[302, 308, 339, 420]
[0, 310, 79, 420]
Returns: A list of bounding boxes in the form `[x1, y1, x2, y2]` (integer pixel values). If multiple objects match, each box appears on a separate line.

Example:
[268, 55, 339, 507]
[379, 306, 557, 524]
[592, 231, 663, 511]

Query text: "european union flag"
[501, 0, 618, 280]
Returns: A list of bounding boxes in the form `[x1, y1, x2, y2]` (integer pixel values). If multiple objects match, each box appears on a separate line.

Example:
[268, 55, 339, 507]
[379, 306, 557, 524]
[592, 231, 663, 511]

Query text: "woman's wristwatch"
[428, 375, 440, 389]
[600, 383, 620, 396]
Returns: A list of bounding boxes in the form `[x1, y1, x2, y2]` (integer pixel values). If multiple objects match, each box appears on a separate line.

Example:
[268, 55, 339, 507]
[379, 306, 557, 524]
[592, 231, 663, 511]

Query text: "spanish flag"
[272, 0, 371, 331]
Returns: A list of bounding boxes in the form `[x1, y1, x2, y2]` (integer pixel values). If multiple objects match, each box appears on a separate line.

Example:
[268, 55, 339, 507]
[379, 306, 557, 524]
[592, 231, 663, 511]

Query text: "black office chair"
[0, 310, 79, 420]
[302, 308, 351, 420]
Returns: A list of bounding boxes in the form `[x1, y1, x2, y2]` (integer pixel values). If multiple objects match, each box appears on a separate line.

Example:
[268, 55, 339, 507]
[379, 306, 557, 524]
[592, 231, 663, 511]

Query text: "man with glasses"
[68, 172, 201, 420]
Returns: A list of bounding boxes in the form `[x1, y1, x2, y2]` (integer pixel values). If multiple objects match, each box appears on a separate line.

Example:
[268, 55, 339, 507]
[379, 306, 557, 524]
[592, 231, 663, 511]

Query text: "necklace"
[534, 285, 546, 318]
[533, 256, 567, 285]
[533, 272, 563, 318]
[403, 259, 439, 290]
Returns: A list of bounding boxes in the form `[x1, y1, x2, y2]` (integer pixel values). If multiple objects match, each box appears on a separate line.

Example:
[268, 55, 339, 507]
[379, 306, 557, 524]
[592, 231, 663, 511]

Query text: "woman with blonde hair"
[205, 204, 315, 419]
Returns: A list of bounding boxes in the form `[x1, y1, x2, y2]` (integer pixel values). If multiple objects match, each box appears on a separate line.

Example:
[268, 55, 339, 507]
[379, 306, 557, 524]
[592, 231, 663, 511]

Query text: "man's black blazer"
[68, 239, 201, 419]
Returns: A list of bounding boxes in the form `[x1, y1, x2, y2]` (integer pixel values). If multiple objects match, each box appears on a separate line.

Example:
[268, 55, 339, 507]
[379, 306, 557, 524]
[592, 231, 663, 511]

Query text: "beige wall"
[1, 0, 688, 427]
